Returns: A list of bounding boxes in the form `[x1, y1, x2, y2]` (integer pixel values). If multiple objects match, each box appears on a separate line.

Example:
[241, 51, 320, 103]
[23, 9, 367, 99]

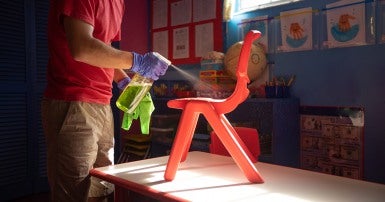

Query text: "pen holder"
[265, 85, 290, 98]
[265, 85, 276, 98]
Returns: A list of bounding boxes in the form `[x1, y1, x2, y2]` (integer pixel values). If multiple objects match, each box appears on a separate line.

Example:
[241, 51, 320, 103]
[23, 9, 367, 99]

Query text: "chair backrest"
[215, 30, 261, 114]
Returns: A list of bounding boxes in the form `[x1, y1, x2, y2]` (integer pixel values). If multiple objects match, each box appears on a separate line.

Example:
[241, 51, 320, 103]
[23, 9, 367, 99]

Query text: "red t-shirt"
[45, 0, 125, 104]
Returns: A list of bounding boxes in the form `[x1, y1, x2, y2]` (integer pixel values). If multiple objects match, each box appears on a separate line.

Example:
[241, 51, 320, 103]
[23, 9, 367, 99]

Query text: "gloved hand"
[131, 52, 169, 80]
[117, 77, 131, 90]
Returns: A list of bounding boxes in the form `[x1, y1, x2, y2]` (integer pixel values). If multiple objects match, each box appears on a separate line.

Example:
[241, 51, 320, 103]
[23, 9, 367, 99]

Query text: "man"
[41, 0, 169, 201]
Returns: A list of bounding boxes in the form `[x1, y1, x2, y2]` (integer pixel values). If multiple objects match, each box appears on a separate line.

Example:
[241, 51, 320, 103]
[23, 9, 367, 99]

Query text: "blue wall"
[226, 0, 385, 184]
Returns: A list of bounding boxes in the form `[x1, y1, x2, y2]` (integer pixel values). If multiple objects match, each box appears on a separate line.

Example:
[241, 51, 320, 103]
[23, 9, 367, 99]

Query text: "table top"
[90, 151, 385, 202]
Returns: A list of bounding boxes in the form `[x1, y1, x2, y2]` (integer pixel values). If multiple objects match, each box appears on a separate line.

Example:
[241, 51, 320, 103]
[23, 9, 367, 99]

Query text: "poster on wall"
[325, 0, 366, 48]
[171, 0, 192, 26]
[279, 7, 313, 52]
[153, 30, 169, 58]
[238, 15, 269, 52]
[173, 27, 189, 59]
[152, 0, 168, 29]
[195, 23, 214, 57]
[193, 0, 216, 22]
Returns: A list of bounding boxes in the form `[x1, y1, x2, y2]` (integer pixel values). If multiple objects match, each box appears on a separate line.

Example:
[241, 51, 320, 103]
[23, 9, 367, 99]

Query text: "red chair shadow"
[164, 30, 264, 183]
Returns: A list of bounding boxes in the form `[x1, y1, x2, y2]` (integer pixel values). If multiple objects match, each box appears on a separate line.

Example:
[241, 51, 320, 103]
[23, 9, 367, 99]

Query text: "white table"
[90, 151, 385, 202]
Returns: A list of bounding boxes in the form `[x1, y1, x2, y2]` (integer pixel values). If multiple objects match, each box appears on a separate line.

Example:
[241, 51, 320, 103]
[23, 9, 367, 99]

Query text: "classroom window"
[239, 0, 301, 12]
[223, 0, 301, 21]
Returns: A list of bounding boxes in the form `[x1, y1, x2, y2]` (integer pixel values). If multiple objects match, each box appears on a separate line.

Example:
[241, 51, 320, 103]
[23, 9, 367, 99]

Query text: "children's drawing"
[326, 0, 365, 48]
[287, 22, 308, 48]
[280, 7, 313, 52]
[331, 14, 359, 42]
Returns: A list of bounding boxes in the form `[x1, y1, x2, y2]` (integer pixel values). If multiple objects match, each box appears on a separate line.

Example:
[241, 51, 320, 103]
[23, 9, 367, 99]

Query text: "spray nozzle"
[153, 52, 172, 66]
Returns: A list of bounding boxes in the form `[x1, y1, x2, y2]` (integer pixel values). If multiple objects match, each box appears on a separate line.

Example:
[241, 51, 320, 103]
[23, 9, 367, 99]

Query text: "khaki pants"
[41, 98, 114, 202]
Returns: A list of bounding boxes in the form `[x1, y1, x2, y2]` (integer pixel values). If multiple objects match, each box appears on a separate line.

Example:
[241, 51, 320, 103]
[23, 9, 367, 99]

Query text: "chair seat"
[167, 97, 225, 110]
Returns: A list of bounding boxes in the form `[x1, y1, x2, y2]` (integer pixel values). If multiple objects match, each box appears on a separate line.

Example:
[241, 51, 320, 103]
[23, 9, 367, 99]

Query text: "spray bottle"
[116, 52, 172, 114]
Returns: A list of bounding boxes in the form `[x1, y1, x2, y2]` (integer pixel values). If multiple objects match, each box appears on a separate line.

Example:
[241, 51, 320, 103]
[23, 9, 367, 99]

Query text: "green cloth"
[121, 92, 154, 135]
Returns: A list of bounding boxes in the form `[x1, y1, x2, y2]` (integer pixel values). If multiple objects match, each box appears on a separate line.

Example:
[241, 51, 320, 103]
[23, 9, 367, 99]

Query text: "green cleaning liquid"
[116, 74, 153, 114]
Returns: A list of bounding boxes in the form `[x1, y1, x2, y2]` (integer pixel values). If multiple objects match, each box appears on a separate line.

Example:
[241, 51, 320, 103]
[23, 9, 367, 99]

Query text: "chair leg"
[180, 111, 200, 162]
[164, 107, 199, 181]
[205, 111, 264, 183]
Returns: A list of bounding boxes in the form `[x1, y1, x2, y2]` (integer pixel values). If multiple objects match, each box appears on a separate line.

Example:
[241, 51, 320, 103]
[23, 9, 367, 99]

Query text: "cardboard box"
[199, 70, 229, 78]
[200, 59, 224, 70]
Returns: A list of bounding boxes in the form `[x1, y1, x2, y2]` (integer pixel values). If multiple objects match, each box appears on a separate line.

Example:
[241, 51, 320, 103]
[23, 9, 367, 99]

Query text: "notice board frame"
[150, 0, 223, 65]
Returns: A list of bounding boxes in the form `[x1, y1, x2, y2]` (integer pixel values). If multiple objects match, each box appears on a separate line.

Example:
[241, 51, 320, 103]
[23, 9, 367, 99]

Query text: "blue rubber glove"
[131, 52, 169, 80]
[117, 77, 131, 90]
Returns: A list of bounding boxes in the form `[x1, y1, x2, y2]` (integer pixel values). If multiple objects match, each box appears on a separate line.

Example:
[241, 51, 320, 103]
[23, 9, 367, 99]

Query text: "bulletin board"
[151, 0, 223, 65]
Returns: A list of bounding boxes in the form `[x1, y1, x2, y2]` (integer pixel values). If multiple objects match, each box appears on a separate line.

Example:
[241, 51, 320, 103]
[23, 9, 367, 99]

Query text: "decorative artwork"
[326, 0, 366, 48]
[238, 15, 269, 52]
[279, 7, 313, 52]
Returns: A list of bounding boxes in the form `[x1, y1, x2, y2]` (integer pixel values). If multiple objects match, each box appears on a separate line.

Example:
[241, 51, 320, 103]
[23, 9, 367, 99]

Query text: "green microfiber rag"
[121, 92, 154, 135]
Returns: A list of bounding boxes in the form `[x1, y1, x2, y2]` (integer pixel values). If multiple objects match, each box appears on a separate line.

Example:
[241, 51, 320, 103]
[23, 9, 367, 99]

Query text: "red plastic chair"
[164, 30, 264, 183]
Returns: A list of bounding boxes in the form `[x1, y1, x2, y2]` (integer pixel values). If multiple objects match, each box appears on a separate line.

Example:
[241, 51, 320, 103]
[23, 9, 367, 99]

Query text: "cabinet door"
[271, 99, 300, 167]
